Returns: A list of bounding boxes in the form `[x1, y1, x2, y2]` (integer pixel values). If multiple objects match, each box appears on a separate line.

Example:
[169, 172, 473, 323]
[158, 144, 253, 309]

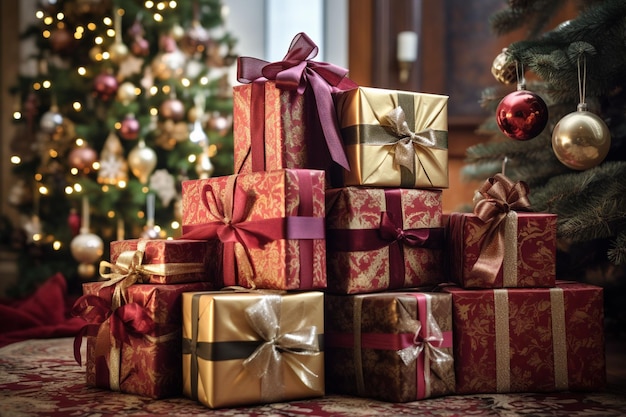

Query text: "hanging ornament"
[159, 96, 185, 121]
[116, 81, 137, 105]
[128, 139, 157, 184]
[108, 8, 130, 64]
[70, 196, 104, 279]
[93, 71, 119, 101]
[151, 35, 186, 80]
[128, 18, 150, 56]
[149, 169, 177, 207]
[491, 48, 518, 85]
[495, 60, 548, 141]
[97, 132, 128, 185]
[552, 54, 611, 170]
[181, 20, 211, 55]
[67, 208, 81, 237]
[141, 193, 160, 239]
[208, 111, 233, 137]
[195, 145, 214, 179]
[68, 143, 98, 173]
[189, 93, 207, 143]
[118, 113, 141, 140]
[40, 104, 64, 134]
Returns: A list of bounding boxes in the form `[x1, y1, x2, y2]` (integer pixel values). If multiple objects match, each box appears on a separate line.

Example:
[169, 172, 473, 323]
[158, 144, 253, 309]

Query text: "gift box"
[325, 292, 455, 402]
[445, 174, 557, 288]
[106, 238, 211, 284]
[182, 290, 324, 408]
[181, 169, 326, 290]
[74, 280, 213, 399]
[333, 86, 449, 188]
[234, 32, 356, 180]
[325, 186, 444, 294]
[444, 282, 606, 394]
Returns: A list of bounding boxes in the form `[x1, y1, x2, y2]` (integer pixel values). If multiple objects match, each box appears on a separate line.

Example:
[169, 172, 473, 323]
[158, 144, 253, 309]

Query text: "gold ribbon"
[471, 174, 531, 285]
[380, 106, 438, 174]
[242, 294, 322, 403]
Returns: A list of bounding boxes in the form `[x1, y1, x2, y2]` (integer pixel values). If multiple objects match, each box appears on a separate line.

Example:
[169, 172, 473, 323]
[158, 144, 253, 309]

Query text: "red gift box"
[181, 169, 326, 290]
[73, 280, 213, 399]
[325, 186, 444, 294]
[325, 291, 455, 402]
[444, 282, 606, 394]
[107, 238, 211, 284]
[234, 32, 356, 181]
[445, 174, 557, 288]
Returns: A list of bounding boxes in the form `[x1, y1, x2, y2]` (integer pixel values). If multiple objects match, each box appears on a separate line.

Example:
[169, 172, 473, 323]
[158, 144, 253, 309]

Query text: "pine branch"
[608, 231, 626, 265]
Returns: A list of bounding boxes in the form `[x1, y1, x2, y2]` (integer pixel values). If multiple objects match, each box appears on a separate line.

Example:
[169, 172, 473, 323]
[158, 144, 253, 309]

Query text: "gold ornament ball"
[552, 110, 611, 170]
[491, 48, 517, 85]
[77, 262, 97, 279]
[128, 140, 158, 184]
[70, 232, 104, 264]
[116, 81, 137, 105]
[109, 42, 129, 64]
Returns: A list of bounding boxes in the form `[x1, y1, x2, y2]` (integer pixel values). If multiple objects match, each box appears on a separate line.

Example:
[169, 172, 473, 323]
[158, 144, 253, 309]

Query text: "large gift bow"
[237, 32, 357, 171]
[242, 295, 322, 403]
[471, 173, 531, 284]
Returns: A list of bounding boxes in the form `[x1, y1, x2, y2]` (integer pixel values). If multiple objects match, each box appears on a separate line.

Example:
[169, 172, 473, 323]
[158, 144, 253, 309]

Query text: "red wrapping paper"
[445, 282, 605, 394]
[108, 238, 211, 284]
[445, 212, 557, 288]
[325, 187, 444, 294]
[325, 292, 455, 402]
[180, 169, 326, 290]
[76, 280, 212, 399]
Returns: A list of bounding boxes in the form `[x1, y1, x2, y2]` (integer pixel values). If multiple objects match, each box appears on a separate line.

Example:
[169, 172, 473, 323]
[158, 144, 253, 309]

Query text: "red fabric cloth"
[0, 273, 86, 347]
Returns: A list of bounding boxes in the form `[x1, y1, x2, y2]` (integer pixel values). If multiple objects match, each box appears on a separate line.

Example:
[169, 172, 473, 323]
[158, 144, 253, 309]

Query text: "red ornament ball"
[93, 73, 119, 101]
[159, 98, 185, 121]
[131, 37, 150, 57]
[68, 145, 98, 172]
[496, 90, 548, 141]
[119, 115, 141, 140]
[67, 208, 81, 237]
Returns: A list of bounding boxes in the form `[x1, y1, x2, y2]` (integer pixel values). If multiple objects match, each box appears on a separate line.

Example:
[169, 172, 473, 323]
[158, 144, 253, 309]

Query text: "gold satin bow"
[380, 106, 438, 173]
[471, 173, 531, 284]
[242, 295, 322, 402]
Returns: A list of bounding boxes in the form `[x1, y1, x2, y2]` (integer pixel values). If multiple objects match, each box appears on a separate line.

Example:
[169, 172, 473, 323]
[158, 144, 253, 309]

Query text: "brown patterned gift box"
[325, 186, 444, 294]
[444, 282, 606, 394]
[107, 238, 211, 284]
[180, 169, 326, 290]
[182, 291, 325, 409]
[325, 292, 455, 402]
[446, 174, 557, 288]
[333, 86, 448, 188]
[234, 32, 356, 181]
[72, 280, 213, 399]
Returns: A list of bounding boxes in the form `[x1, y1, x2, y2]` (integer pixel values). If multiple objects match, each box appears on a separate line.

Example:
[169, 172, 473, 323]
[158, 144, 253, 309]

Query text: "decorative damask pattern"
[2, 338, 626, 417]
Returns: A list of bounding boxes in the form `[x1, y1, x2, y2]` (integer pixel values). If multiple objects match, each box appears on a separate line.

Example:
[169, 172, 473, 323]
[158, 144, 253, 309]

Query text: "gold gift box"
[182, 291, 325, 409]
[334, 86, 448, 188]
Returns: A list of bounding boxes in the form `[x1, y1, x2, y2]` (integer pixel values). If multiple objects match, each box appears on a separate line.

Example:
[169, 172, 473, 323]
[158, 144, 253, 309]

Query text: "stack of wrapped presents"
[72, 33, 606, 409]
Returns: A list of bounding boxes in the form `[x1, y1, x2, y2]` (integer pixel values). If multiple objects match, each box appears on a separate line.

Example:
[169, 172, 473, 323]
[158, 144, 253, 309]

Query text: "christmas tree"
[465, 0, 626, 331]
[4, 0, 237, 296]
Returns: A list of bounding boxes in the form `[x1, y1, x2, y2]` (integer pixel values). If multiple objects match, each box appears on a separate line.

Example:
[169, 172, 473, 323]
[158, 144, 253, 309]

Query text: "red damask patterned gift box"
[180, 169, 326, 290]
[445, 174, 557, 288]
[325, 291, 455, 402]
[444, 282, 605, 394]
[74, 280, 213, 399]
[107, 238, 211, 284]
[325, 186, 444, 294]
[233, 33, 356, 182]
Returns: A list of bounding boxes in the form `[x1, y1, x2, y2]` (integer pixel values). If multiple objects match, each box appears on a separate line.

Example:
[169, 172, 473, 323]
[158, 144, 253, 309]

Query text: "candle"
[397, 31, 418, 62]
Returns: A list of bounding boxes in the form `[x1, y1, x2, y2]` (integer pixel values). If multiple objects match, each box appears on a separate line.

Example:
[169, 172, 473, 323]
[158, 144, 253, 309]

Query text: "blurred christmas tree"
[465, 0, 626, 332]
[4, 0, 237, 296]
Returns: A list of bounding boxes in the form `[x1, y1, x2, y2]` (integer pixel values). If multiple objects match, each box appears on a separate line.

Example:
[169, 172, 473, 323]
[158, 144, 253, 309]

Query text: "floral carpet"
[1, 338, 625, 417]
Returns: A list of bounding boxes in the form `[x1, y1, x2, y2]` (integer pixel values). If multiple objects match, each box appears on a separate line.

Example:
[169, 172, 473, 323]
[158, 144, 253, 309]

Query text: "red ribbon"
[71, 294, 114, 365]
[109, 303, 155, 347]
[326, 189, 443, 289]
[181, 173, 324, 288]
[237, 32, 357, 171]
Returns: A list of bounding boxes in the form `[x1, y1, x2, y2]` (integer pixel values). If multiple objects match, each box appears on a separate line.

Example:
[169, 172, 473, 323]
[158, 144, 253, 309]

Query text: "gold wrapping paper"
[182, 291, 324, 409]
[334, 87, 448, 188]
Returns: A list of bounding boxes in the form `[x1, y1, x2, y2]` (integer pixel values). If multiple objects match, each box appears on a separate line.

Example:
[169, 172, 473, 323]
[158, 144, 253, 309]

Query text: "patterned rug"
[1, 338, 625, 417]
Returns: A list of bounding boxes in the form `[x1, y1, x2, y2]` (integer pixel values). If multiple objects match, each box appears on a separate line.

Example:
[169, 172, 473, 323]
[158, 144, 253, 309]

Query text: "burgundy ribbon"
[71, 294, 113, 365]
[237, 32, 357, 171]
[109, 303, 155, 347]
[326, 189, 443, 289]
[181, 173, 324, 288]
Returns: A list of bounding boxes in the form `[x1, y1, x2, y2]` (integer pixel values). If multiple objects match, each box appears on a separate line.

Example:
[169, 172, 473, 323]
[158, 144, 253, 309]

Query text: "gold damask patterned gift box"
[180, 169, 326, 290]
[445, 282, 605, 394]
[325, 292, 455, 402]
[182, 291, 325, 409]
[333, 86, 448, 188]
[75, 280, 213, 399]
[326, 186, 444, 294]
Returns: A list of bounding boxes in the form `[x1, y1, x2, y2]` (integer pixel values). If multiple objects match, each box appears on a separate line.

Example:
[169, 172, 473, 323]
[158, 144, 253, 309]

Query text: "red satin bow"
[72, 294, 114, 365]
[237, 32, 356, 170]
[109, 303, 155, 347]
[379, 212, 434, 247]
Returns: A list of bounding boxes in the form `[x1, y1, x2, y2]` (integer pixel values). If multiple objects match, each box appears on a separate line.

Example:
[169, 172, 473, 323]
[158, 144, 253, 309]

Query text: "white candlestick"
[397, 31, 418, 62]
